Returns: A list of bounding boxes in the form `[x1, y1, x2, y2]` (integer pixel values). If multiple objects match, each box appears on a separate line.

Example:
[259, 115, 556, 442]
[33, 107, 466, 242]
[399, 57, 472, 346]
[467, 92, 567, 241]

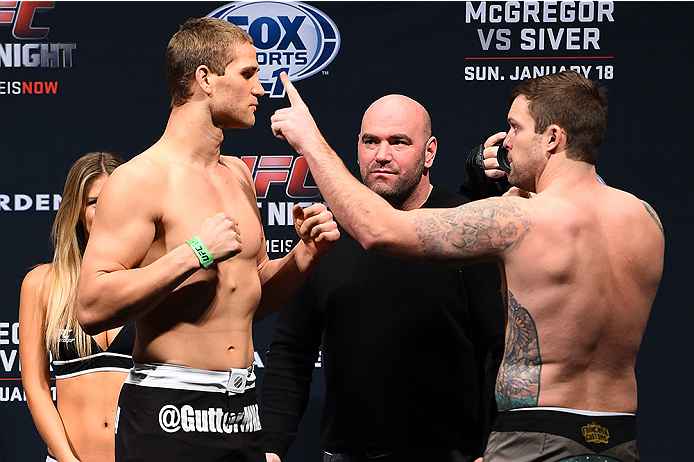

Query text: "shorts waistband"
[510, 406, 635, 417]
[125, 362, 255, 394]
[493, 408, 637, 451]
[326, 449, 474, 461]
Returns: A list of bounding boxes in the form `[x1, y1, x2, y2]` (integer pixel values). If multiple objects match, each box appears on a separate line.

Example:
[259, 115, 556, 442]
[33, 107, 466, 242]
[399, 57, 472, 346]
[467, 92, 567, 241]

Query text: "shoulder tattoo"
[641, 200, 664, 238]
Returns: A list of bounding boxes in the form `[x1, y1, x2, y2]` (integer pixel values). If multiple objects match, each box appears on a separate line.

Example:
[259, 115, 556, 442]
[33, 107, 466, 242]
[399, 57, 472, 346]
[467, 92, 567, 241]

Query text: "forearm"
[77, 243, 200, 334]
[255, 241, 324, 321]
[299, 143, 398, 252]
[24, 385, 79, 462]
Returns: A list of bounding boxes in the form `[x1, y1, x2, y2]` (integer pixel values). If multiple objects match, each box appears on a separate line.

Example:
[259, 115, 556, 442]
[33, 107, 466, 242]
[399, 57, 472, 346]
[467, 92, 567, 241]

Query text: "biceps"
[84, 203, 157, 273]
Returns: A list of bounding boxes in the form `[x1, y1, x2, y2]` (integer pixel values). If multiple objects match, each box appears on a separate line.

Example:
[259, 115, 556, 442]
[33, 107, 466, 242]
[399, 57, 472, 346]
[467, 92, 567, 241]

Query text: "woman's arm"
[19, 265, 81, 462]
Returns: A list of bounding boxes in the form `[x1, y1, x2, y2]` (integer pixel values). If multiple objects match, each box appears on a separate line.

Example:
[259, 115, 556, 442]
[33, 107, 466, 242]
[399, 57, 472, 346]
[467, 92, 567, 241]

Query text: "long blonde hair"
[44, 152, 123, 357]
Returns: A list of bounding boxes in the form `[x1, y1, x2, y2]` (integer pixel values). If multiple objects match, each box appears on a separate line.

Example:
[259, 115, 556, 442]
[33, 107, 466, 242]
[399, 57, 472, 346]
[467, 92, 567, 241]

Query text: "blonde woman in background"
[19, 152, 134, 462]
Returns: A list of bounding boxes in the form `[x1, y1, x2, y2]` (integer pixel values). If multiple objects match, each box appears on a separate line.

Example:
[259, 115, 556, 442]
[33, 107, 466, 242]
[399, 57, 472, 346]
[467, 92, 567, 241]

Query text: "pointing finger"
[280, 72, 304, 107]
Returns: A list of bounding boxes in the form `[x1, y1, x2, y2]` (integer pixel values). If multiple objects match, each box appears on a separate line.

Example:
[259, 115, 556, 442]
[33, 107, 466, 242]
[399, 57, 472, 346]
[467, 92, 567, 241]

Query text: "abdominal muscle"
[55, 371, 128, 461]
[133, 256, 263, 371]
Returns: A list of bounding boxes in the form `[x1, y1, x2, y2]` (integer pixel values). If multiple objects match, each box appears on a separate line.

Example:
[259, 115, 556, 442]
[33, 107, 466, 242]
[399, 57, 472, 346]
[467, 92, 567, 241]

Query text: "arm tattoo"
[495, 290, 541, 410]
[641, 200, 664, 238]
[413, 199, 533, 260]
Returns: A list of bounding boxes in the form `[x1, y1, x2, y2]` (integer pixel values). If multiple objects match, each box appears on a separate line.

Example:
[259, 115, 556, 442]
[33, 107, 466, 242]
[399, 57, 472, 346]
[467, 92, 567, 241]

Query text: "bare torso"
[55, 370, 127, 461]
[495, 184, 664, 413]
[128, 150, 264, 371]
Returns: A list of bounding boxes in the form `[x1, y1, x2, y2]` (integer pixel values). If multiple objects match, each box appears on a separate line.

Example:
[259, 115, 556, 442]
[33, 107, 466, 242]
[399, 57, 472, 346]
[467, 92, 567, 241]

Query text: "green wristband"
[187, 236, 215, 270]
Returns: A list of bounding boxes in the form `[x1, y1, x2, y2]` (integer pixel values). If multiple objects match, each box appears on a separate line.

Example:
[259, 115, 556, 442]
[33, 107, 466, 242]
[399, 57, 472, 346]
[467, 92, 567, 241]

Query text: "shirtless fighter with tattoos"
[269, 70, 664, 462]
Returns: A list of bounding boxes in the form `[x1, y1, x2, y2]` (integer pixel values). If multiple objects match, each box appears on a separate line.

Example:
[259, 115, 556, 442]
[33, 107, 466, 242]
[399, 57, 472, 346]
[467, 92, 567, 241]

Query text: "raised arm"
[270, 73, 532, 266]
[76, 161, 243, 334]
[19, 265, 80, 462]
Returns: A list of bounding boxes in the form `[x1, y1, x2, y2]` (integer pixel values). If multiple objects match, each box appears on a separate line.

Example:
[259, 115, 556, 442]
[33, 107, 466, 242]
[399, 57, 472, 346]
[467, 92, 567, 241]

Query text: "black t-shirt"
[261, 185, 505, 457]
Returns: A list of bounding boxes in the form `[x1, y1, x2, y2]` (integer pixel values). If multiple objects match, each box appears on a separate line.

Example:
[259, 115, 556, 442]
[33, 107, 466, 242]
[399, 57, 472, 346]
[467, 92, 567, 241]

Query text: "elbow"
[359, 235, 382, 252]
[75, 297, 106, 336]
[352, 225, 391, 253]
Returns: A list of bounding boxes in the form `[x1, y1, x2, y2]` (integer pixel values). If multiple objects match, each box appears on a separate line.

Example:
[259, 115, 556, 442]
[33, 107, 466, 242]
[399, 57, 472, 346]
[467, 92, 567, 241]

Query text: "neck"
[396, 180, 433, 211]
[537, 155, 598, 193]
[161, 103, 225, 164]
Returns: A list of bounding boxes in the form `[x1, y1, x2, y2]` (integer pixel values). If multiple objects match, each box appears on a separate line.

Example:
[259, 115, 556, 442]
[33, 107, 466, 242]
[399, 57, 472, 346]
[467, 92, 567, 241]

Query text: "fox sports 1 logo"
[208, 1, 341, 98]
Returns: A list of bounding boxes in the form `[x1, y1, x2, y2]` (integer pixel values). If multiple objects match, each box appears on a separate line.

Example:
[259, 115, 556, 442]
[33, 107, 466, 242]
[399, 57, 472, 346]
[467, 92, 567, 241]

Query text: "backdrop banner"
[1, 2, 691, 460]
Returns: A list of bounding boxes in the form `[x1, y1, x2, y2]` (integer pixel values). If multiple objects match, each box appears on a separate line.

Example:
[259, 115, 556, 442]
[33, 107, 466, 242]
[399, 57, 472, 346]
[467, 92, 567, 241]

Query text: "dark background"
[1, 2, 692, 460]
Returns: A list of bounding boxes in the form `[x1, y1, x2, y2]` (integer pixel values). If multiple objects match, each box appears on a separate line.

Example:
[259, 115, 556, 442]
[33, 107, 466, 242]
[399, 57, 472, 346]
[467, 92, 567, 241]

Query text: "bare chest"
[148, 168, 263, 263]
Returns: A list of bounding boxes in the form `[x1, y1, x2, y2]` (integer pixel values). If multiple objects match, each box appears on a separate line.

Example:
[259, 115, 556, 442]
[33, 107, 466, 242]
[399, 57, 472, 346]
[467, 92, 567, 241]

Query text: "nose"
[253, 75, 265, 97]
[374, 141, 392, 164]
[503, 134, 512, 151]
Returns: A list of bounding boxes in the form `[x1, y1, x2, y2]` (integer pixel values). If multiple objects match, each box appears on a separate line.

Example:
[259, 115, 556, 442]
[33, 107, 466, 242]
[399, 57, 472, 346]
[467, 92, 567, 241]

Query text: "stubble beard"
[364, 165, 425, 208]
[508, 135, 543, 193]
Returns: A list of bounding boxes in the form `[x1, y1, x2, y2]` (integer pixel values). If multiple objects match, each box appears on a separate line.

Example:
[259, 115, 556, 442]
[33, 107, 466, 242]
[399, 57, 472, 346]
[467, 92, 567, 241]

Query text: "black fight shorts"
[115, 362, 263, 462]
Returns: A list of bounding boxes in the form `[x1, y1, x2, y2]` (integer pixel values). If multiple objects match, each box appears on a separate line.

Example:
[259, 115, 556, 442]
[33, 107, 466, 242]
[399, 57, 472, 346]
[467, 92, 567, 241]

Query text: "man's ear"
[195, 65, 212, 96]
[424, 136, 437, 168]
[545, 125, 564, 154]
[356, 133, 361, 166]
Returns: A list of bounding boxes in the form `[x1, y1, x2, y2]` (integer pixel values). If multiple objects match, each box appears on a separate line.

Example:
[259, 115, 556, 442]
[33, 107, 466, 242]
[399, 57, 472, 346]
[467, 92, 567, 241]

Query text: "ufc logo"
[241, 155, 320, 200]
[0, 1, 54, 40]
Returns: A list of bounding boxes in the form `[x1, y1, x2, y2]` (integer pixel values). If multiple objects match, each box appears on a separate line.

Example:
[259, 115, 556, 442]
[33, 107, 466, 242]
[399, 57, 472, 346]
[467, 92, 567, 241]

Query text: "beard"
[507, 135, 543, 193]
[362, 160, 425, 208]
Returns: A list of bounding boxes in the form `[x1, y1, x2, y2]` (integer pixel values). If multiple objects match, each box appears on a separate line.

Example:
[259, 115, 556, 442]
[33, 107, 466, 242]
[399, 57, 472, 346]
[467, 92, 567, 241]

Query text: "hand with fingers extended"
[194, 212, 244, 267]
[270, 72, 328, 156]
[483, 131, 509, 180]
[292, 203, 339, 269]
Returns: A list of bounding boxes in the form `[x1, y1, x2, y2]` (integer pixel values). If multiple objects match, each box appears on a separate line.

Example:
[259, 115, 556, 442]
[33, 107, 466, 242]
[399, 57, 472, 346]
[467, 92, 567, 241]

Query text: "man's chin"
[365, 182, 394, 197]
[228, 115, 256, 130]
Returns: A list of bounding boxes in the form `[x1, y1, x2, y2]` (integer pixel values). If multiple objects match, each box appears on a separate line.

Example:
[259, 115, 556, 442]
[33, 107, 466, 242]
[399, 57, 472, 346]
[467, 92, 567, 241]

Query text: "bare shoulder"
[608, 187, 664, 238]
[106, 151, 167, 192]
[22, 263, 52, 290]
[96, 152, 169, 224]
[20, 263, 52, 309]
[221, 155, 253, 178]
[639, 199, 664, 237]
[220, 155, 256, 191]
[458, 195, 533, 219]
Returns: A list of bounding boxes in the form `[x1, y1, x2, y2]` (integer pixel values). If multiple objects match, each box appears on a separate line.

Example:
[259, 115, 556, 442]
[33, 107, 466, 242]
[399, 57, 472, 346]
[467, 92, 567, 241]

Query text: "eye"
[243, 67, 260, 80]
[390, 138, 411, 148]
[87, 198, 97, 206]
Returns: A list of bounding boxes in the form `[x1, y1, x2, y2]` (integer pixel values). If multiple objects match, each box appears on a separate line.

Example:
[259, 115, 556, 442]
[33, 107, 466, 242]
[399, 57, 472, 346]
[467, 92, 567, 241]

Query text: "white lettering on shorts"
[158, 403, 261, 434]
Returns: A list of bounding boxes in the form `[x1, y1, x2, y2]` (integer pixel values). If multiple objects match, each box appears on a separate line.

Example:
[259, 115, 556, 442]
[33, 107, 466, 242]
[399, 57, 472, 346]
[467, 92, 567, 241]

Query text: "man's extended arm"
[270, 73, 532, 267]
